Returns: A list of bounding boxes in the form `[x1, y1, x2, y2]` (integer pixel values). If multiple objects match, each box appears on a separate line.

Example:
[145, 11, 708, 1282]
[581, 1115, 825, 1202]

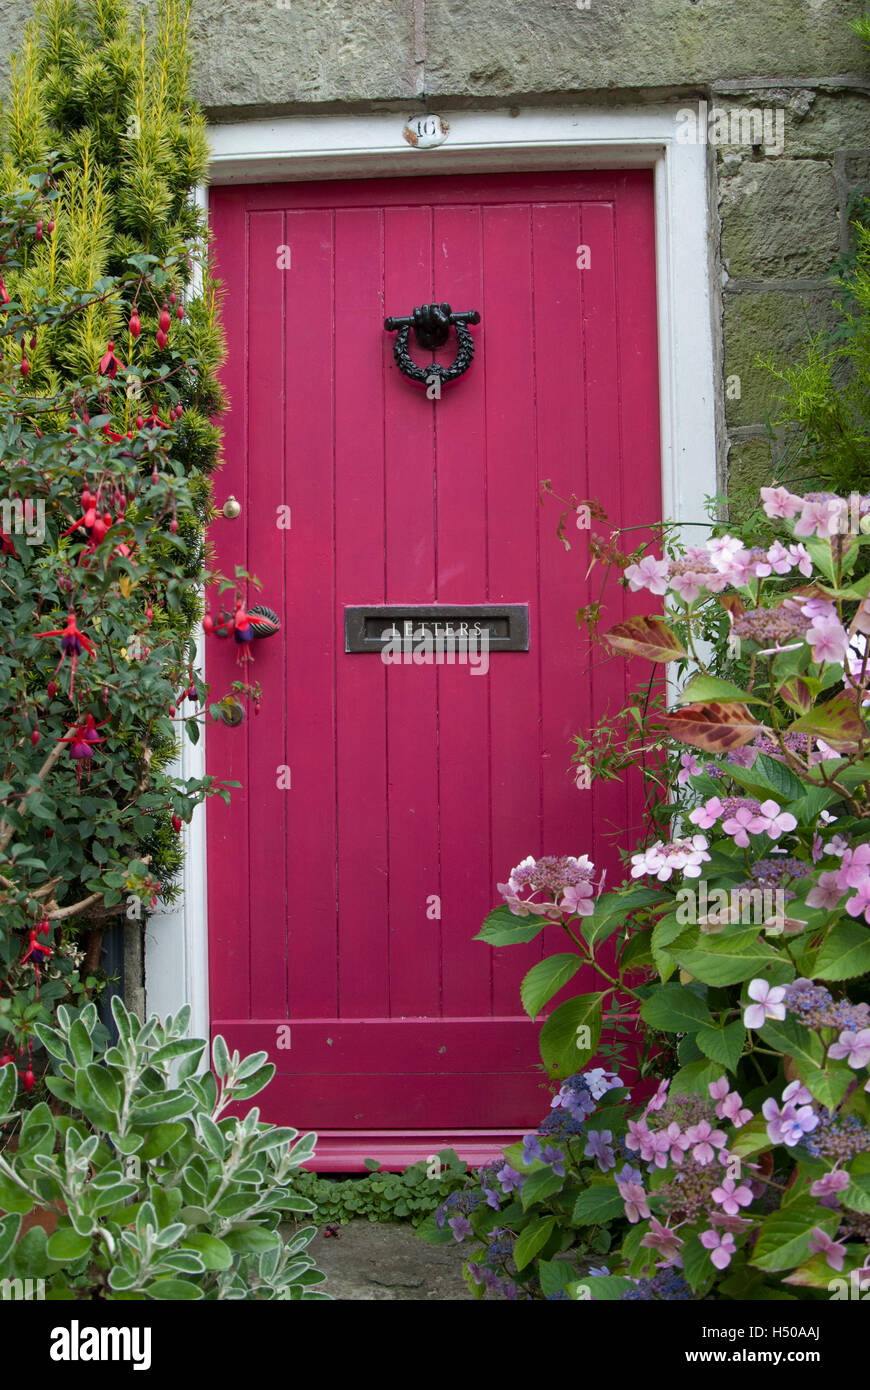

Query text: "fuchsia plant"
[430, 485, 870, 1300]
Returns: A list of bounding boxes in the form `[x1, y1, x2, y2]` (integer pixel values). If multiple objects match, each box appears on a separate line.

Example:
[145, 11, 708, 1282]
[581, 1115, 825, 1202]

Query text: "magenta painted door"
[206, 171, 661, 1169]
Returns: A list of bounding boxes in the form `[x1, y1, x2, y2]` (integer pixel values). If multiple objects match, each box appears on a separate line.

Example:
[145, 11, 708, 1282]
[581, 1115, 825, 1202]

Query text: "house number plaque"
[344, 604, 529, 654]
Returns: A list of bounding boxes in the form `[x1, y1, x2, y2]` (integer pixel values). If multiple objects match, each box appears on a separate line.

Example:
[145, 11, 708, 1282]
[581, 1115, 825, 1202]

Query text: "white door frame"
[145, 104, 719, 1036]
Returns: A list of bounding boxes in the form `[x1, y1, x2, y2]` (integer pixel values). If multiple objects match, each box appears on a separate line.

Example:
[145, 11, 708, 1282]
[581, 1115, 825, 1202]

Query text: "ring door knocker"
[384, 301, 481, 390]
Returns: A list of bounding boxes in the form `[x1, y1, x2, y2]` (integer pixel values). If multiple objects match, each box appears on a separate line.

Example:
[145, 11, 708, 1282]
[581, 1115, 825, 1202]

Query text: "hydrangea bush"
[423, 485, 870, 1300]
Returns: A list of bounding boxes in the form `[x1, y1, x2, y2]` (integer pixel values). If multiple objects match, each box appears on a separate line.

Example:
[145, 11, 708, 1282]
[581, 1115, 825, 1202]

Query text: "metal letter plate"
[344, 604, 529, 653]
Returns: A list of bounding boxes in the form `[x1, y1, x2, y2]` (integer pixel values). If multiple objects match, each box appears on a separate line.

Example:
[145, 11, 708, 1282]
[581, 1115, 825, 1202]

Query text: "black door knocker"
[384, 302, 480, 395]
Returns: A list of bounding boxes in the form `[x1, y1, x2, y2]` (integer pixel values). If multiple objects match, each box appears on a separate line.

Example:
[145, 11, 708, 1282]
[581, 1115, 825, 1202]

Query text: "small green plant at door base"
[0, 997, 329, 1300]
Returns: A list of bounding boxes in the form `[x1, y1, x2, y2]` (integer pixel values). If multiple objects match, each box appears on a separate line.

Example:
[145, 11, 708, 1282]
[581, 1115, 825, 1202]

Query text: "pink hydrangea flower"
[743, 979, 787, 1030]
[788, 543, 813, 577]
[669, 570, 705, 603]
[845, 880, 870, 926]
[810, 1170, 850, 1202]
[753, 799, 797, 840]
[617, 1180, 650, 1224]
[711, 1176, 753, 1216]
[765, 540, 794, 574]
[806, 615, 849, 666]
[699, 1228, 736, 1270]
[689, 796, 724, 830]
[684, 1120, 727, 1166]
[560, 881, 596, 917]
[677, 752, 703, 785]
[760, 486, 803, 520]
[828, 1028, 870, 1070]
[806, 871, 843, 910]
[640, 1217, 684, 1267]
[624, 555, 670, 595]
[722, 805, 764, 848]
[794, 496, 842, 539]
[807, 1227, 847, 1271]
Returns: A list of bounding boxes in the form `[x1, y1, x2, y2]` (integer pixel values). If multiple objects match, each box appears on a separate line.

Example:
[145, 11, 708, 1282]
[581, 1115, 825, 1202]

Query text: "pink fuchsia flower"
[807, 1227, 847, 1271]
[722, 805, 764, 848]
[677, 752, 703, 785]
[684, 1120, 728, 1166]
[806, 616, 849, 666]
[753, 800, 798, 840]
[794, 496, 842, 539]
[760, 486, 803, 520]
[561, 880, 595, 917]
[806, 871, 843, 911]
[810, 1170, 850, 1203]
[624, 555, 670, 595]
[711, 1176, 754, 1216]
[689, 796, 724, 830]
[828, 1028, 870, 1070]
[640, 1217, 684, 1267]
[743, 979, 787, 1030]
[617, 1179, 651, 1224]
[699, 1228, 736, 1270]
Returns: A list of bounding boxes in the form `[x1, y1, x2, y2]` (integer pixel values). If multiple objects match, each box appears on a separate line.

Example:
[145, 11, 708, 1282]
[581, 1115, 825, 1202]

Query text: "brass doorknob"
[222, 495, 241, 520]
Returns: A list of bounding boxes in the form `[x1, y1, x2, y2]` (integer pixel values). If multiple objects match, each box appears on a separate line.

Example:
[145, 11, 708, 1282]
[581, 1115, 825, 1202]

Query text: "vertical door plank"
[282, 207, 339, 1019]
[246, 209, 290, 1019]
[207, 190, 251, 1021]
[382, 205, 441, 1020]
[482, 203, 546, 1018]
[335, 206, 390, 1019]
[432, 204, 494, 1018]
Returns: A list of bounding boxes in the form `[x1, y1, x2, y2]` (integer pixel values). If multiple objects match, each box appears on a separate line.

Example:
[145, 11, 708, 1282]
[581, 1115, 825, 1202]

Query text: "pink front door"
[206, 170, 661, 1168]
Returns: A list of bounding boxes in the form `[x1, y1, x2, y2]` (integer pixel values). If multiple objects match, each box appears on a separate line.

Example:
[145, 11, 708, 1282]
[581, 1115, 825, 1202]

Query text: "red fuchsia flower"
[743, 978, 787, 1029]
[828, 1028, 870, 1070]
[624, 554, 670, 595]
[760, 485, 803, 520]
[640, 1217, 684, 1268]
[700, 1228, 736, 1270]
[807, 1227, 847, 1271]
[711, 1176, 753, 1216]
[98, 340, 123, 378]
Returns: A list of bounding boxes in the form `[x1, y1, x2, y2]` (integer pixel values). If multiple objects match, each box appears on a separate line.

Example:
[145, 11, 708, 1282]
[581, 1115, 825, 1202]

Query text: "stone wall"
[1, 0, 868, 502]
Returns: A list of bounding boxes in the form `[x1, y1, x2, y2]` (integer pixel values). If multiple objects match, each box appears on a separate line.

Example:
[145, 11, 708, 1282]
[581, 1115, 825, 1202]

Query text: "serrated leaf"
[751, 1196, 839, 1273]
[813, 922, 870, 981]
[538, 992, 605, 1075]
[571, 1185, 624, 1225]
[520, 1166, 564, 1209]
[679, 674, 763, 705]
[639, 983, 712, 1034]
[695, 1021, 746, 1071]
[520, 954, 582, 1019]
[512, 1215, 556, 1271]
[790, 693, 866, 752]
[474, 905, 548, 946]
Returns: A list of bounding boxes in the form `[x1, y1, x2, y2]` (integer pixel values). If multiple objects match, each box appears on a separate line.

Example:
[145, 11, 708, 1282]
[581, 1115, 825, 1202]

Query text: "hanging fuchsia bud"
[35, 219, 43, 241]
[46, 219, 54, 235]
[170, 292, 177, 306]
[47, 680, 57, 699]
[129, 311, 141, 339]
[31, 728, 40, 747]
[175, 303, 184, 321]
[156, 329, 167, 350]
[170, 517, 178, 534]
[23, 1067, 35, 1093]
[20, 356, 29, 377]
[159, 304, 171, 334]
